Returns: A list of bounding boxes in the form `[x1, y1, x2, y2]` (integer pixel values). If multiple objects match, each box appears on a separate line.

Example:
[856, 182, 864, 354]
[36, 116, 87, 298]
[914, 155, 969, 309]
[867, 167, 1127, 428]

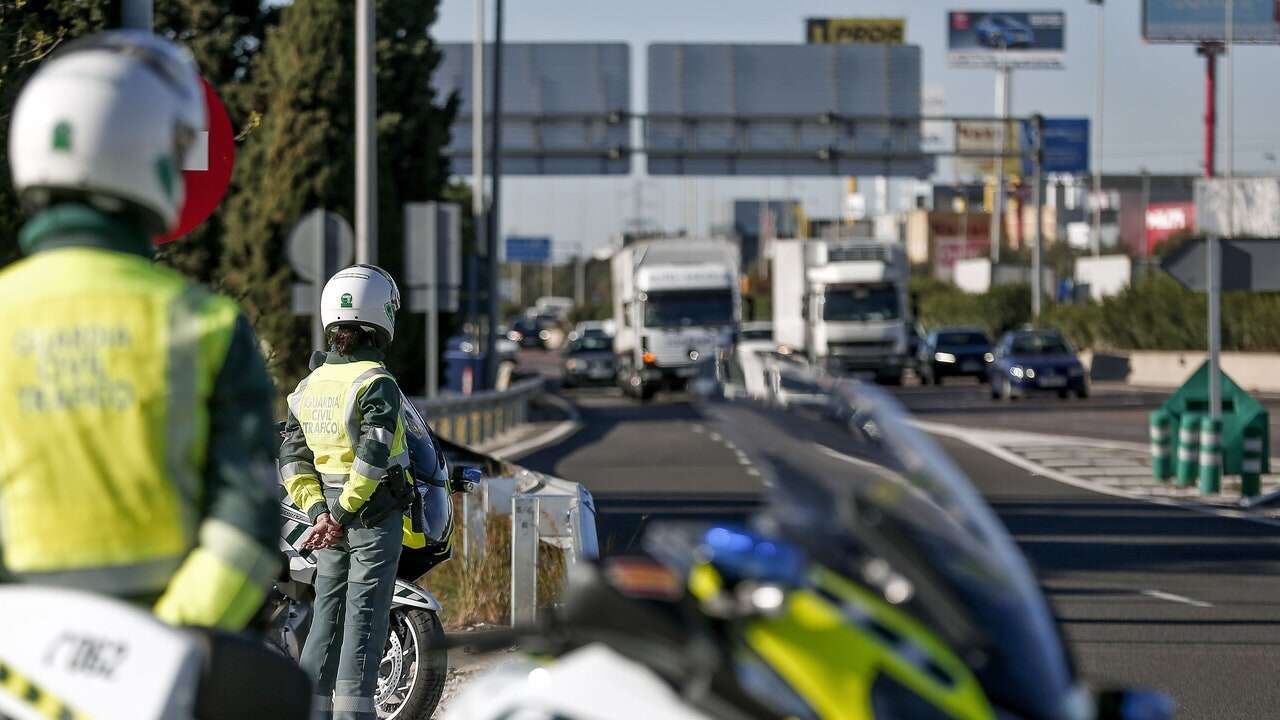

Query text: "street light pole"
[484, 0, 505, 389]
[1089, 0, 1105, 258]
[467, 0, 484, 353]
[355, 0, 378, 265]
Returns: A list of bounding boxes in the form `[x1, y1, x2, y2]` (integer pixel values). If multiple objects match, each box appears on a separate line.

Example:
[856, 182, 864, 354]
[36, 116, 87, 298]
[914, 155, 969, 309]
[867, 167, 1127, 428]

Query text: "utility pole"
[468, 0, 484, 346]
[1208, 0, 1236, 429]
[990, 49, 1010, 264]
[1089, 0, 1105, 258]
[484, 0, 504, 389]
[355, 0, 377, 265]
[1031, 114, 1044, 321]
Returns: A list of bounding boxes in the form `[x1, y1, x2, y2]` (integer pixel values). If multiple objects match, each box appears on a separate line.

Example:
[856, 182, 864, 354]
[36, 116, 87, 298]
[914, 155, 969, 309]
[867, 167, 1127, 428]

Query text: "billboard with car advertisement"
[947, 11, 1066, 68]
[1143, 0, 1280, 44]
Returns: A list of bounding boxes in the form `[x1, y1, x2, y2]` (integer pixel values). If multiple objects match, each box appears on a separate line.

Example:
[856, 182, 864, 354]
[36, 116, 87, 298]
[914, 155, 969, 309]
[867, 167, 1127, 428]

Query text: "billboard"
[1020, 117, 1090, 175]
[505, 236, 552, 264]
[437, 43, 631, 175]
[806, 17, 907, 44]
[647, 44, 932, 176]
[1143, 0, 1280, 44]
[947, 11, 1066, 69]
[954, 120, 1021, 177]
[1146, 202, 1195, 254]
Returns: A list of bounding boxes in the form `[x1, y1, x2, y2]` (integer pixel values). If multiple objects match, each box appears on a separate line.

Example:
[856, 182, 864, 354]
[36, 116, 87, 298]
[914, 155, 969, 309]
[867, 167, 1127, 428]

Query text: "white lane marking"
[1142, 589, 1214, 608]
[691, 425, 705, 434]
[913, 419, 1280, 529]
[735, 451, 752, 466]
[489, 393, 582, 461]
[708, 432, 723, 442]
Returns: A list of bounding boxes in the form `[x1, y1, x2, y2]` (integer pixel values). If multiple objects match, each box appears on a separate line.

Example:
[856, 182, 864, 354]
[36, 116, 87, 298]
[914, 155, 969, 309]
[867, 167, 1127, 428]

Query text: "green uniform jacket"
[0, 204, 280, 630]
[279, 348, 403, 526]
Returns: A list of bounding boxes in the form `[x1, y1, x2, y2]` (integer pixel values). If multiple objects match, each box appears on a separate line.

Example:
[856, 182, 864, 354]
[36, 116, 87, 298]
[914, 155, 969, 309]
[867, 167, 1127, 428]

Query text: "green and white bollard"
[1198, 416, 1223, 494]
[1241, 425, 1264, 498]
[1149, 410, 1174, 481]
[1175, 414, 1201, 488]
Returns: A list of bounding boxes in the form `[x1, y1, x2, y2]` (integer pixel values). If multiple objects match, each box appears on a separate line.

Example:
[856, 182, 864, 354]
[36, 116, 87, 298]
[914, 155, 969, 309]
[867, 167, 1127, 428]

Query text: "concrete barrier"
[1081, 350, 1280, 393]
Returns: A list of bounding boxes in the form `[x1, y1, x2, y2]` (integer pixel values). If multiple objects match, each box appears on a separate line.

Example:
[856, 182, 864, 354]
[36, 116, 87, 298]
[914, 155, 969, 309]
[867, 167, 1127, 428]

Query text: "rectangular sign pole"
[990, 61, 1010, 264]
[1209, 0, 1234, 425]
[313, 207, 326, 352]
[355, 0, 377, 265]
[1031, 115, 1044, 321]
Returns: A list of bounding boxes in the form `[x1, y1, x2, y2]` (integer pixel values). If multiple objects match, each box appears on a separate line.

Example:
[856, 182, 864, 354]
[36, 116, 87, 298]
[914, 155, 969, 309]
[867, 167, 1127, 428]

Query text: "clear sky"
[430, 0, 1280, 257]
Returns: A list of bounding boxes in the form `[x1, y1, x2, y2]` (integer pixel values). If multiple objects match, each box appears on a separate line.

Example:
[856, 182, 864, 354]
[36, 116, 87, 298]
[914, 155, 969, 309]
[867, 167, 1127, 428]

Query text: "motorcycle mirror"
[308, 350, 327, 371]
[450, 465, 483, 494]
[1095, 688, 1175, 720]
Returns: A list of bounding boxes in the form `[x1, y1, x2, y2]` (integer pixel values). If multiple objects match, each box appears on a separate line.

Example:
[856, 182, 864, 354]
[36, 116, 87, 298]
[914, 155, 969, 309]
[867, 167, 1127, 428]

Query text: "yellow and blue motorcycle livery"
[444, 353, 1175, 720]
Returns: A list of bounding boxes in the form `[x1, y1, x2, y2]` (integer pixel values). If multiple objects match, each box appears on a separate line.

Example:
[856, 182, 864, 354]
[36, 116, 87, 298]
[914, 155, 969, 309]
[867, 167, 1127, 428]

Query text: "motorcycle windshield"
[698, 351, 1084, 720]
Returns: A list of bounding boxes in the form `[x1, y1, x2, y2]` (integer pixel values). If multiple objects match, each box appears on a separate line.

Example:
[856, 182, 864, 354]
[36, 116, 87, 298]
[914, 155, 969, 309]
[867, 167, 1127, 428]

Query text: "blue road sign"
[505, 236, 552, 263]
[1021, 117, 1090, 176]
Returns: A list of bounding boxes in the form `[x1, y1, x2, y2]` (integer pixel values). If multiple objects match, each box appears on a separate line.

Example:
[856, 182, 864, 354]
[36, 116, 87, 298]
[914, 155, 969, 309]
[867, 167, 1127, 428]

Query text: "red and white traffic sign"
[157, 76, 235, 244]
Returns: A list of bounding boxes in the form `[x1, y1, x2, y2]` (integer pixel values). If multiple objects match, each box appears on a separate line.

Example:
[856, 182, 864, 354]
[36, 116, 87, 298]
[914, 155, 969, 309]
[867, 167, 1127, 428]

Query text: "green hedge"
[913, 274, 1280, 352]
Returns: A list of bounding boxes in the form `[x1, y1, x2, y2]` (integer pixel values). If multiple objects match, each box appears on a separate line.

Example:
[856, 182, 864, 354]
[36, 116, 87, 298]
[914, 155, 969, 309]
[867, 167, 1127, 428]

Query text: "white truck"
[772, 238, 911, 385]
[611, 238, 740, 400]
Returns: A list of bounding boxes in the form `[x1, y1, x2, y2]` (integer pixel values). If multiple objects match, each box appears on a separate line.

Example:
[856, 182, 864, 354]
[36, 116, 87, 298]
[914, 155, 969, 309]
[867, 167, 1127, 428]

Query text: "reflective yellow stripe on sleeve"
[153, 519, 280, 630]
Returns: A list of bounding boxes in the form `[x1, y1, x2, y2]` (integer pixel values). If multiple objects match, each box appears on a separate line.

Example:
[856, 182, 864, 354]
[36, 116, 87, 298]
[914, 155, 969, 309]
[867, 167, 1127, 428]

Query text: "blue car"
[975, 15, 1035, 49]
[990, 329, 1088, 401]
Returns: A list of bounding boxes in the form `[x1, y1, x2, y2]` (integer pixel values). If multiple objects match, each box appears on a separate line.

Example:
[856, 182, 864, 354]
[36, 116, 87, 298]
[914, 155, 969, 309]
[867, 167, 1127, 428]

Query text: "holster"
[358, 465, 414, 528]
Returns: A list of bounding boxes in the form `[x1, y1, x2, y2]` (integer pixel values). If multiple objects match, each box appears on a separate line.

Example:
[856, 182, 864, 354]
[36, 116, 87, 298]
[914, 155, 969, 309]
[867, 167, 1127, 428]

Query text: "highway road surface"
[513, 351, 1280, 717]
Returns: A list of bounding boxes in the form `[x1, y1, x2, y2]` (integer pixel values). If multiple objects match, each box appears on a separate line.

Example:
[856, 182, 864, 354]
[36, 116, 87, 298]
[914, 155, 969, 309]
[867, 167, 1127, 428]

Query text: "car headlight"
[1068, 364, 1084, 377]
[507, 331, 522, 342]
[1026, 368, 1037, 379]
[983, 352, 994, 363]
[1011, 366, 1024, 379]
[934, 352, 956, 364]
[539, 330, 551, 340]
[565, 359, 582, 370]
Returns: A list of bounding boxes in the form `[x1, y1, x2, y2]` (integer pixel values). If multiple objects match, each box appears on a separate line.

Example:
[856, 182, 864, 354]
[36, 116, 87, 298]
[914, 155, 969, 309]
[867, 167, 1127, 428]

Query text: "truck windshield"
[823, 284, 899, 322]
[644, 289, 734, 328]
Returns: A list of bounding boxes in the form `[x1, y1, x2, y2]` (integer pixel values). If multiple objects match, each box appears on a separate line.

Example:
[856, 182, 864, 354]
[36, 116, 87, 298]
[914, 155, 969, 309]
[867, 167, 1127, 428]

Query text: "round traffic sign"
[287, 209, 355, 282]
[157, 77, 235, 244]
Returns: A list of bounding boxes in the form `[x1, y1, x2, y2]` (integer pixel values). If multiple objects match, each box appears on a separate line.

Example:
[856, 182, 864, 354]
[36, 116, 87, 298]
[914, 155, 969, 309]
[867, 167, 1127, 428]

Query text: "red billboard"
[1145, 202, 1195, 255]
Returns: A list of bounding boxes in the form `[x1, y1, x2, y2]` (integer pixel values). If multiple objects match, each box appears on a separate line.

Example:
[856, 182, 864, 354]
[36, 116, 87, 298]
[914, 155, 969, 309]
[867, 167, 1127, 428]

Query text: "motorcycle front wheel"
[376, 607, 447, 719]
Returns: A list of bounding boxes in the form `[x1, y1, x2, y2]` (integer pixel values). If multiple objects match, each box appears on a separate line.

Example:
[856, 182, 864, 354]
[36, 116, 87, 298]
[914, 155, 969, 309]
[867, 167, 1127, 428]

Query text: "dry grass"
[429, 511, 568, 628]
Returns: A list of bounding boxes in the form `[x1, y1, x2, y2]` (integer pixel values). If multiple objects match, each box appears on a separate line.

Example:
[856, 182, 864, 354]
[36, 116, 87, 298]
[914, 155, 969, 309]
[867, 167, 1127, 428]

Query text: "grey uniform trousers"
[300, 490, 403, 720]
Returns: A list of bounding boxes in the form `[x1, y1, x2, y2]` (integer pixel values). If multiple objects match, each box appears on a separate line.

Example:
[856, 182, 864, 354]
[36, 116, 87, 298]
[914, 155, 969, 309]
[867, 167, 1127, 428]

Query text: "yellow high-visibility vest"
[0, 248, 238, 596]
[287, 360, 408, 492]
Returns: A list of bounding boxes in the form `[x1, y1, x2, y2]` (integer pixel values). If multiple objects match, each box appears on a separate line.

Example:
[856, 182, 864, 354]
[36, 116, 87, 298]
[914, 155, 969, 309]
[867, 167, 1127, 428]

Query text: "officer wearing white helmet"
[0, 31, 281, 629]
[279, 264, 410, 719]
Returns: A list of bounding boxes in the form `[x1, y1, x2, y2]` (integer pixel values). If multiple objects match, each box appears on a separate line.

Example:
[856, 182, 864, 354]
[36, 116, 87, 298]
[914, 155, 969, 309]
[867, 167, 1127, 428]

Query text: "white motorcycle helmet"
[321, 264, 402, 345]
[8, 30, 205, 236]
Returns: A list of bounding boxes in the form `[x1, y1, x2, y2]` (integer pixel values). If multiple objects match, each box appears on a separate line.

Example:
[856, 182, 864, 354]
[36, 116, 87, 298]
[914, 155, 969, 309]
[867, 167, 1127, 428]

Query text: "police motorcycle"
[0, 587, 311, 720]
[444, 351, 1175, 720]
[268, 355, 482, 720]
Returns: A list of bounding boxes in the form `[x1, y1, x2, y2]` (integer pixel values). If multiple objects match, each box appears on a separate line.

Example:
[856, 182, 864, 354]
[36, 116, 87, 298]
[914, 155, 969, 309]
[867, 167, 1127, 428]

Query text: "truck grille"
[828, 340, 894, 357]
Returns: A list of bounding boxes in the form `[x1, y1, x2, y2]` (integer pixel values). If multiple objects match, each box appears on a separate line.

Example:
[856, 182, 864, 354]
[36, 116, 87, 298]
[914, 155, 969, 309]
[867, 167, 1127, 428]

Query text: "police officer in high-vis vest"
[279, 265, 409, 720]
[0, 32, 281, 628]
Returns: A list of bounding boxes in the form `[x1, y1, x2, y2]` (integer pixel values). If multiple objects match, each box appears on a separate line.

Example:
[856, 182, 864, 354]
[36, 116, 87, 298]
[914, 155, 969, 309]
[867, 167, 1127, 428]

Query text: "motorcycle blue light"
[701, 526, 806, 586]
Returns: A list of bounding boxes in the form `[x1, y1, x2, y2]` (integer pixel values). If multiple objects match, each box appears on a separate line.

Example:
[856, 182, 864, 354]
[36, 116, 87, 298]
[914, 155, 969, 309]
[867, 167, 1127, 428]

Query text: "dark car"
[508, 315, 558, 349]
[990, 329, 1088, 401]
[917, 327, 993, 385]
[975, 14, 1035, 48]
[560, 333, 615, 388]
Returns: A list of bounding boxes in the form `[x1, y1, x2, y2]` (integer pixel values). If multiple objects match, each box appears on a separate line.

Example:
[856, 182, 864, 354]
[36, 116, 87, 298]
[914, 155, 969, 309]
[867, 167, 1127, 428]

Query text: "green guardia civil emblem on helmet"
[340, 293, 354, 308]
[384, 301, 395, 325]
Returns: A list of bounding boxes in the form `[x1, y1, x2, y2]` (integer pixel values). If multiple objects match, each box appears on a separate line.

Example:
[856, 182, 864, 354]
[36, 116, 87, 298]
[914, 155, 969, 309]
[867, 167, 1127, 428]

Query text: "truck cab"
[773, 240, 910, 385]
[612, 240, 741, 400]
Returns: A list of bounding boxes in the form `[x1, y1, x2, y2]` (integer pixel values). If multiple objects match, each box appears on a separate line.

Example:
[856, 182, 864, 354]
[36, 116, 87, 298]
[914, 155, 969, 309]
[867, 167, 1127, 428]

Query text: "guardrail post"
[1242, 422, 1264, 498]
[462, 489, 487, 563]
[1149, 410, 1174, 482]
[1198, 416, 1223, 494]
[1175, 413, 1201, 489]
[511, 494, 540, 626]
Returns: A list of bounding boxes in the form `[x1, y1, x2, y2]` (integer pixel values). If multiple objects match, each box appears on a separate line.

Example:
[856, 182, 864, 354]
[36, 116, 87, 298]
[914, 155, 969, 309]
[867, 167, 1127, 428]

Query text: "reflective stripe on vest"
[0, 248, 236, 596]
[288, 361, 407, 489]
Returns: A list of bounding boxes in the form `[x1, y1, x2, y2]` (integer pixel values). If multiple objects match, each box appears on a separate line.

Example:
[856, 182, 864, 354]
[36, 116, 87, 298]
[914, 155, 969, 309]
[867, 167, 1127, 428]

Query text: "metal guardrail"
[414, 375, 544, 448]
